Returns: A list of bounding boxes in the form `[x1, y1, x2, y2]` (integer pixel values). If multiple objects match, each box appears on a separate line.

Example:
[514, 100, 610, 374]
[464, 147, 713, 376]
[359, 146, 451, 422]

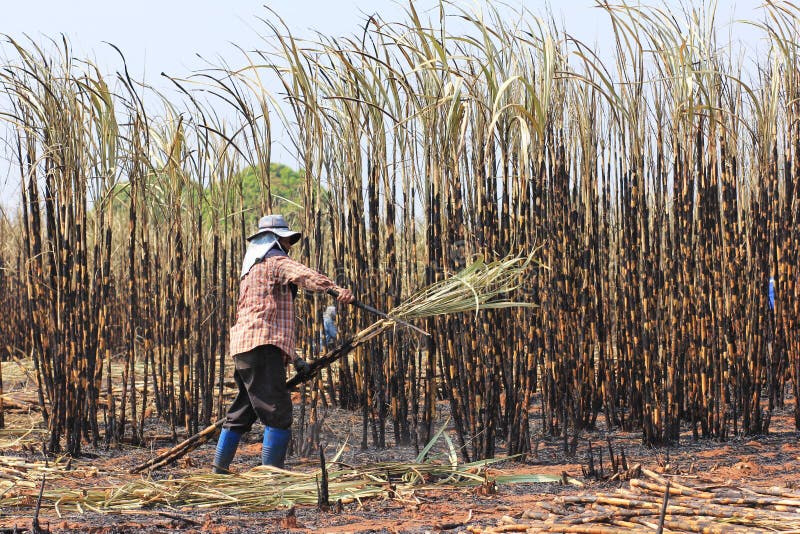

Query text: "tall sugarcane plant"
[1, 0, 799, 458]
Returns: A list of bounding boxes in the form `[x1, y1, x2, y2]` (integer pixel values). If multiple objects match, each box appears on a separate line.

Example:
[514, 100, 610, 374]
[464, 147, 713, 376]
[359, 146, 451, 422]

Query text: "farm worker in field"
[769, 276, 775, 311]
[322, 305, 338, 348]
[213, 214, 353, 473]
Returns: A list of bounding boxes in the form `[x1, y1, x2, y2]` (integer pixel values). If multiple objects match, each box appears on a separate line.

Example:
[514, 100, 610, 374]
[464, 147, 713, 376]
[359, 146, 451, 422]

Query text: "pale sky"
[0, 0, 768, 209]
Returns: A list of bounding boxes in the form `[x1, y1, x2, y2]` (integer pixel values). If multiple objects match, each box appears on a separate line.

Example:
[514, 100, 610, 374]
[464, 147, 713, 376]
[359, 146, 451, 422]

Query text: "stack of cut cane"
[469, 467, 800, 533]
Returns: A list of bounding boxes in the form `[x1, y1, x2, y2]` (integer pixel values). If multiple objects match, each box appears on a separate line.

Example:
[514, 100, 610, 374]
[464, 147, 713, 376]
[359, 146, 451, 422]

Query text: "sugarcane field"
[2, 0, 800, 532]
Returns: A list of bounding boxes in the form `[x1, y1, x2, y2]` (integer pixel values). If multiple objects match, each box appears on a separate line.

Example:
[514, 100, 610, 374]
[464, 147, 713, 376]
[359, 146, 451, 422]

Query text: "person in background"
[769, 276, 776, 312]
[322, 305, 338, 348]
[213, 214, 353, 474]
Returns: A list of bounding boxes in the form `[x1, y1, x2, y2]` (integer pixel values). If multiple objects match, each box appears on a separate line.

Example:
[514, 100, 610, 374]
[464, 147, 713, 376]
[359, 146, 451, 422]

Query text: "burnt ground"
[2, 372, 800, 533]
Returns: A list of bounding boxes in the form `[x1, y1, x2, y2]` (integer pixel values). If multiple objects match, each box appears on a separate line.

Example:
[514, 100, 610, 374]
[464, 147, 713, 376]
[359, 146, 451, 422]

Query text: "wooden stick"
[32, 474, 45, 534]
[130, 418, 225, 474]
[655, 480, 669, 534]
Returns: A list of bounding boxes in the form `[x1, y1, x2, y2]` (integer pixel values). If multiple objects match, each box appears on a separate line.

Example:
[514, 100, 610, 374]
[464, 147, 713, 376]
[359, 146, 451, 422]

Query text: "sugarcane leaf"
[415, 416, 451, 463]
[443, 432, 458, 468]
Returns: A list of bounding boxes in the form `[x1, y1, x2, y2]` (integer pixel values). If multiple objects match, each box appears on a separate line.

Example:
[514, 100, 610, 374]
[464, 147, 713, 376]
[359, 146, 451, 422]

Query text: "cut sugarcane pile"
[0, 415, 46, 448]
[1, 458, 574, 515]
[467, 467, 800, 533]
[0, 455, 97, 507]
[0, 456, 79, 484]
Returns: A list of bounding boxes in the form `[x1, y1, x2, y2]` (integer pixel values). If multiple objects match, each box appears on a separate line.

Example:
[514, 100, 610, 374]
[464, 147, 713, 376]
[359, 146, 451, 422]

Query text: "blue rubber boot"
[212, 428, 241, 474]
[261, 426, 291, 468]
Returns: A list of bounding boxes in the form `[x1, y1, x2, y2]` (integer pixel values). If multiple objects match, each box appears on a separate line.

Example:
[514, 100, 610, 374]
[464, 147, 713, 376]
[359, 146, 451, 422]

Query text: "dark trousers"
[223, 345, 292, 432]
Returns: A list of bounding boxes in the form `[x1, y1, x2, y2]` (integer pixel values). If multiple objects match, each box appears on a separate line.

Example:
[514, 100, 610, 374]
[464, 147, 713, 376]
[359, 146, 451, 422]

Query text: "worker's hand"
[293, 356, 311, 376]
[336, 288, 354, 304]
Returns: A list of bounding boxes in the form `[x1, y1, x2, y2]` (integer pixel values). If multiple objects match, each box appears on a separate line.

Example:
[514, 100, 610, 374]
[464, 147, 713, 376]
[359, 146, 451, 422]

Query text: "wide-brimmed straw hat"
[247, 214, 302, 243]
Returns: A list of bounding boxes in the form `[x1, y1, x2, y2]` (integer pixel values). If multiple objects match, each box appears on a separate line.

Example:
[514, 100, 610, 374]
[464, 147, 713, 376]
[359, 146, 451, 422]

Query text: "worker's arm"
[273, 256, 353, 302]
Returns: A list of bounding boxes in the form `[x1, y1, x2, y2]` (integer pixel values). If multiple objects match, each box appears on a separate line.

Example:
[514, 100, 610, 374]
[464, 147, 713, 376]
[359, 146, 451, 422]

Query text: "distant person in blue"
[322, 305, 338, 348]
[769, 277, 775, 311]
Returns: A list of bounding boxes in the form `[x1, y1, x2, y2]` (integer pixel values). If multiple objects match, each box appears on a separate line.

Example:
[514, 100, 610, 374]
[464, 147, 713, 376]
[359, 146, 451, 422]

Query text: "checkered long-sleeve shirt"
[229, 255, 341, 362]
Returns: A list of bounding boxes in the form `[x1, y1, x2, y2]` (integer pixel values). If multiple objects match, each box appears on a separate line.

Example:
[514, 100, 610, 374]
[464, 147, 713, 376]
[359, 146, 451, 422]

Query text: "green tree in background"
[236, 162, 306, 230]
[108, 161, 309, 234]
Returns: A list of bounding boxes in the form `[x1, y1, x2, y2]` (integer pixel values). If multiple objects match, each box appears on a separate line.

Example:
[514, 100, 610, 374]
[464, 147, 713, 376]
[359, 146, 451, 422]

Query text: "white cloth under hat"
[240, 233, 281, 279]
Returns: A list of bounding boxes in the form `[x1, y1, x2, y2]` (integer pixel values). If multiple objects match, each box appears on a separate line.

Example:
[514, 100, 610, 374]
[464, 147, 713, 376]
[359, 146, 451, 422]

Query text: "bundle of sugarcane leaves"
[291, 252, 542, 385]
[2, 424, 578, 514]
[390, 252, 540, 320]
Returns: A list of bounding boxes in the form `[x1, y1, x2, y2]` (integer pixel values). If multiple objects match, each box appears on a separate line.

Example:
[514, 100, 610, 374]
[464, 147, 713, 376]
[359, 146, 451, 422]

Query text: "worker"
[213, 214, 353, 473]
[322, 305, 338, 348]
[769, 276, 775, 311]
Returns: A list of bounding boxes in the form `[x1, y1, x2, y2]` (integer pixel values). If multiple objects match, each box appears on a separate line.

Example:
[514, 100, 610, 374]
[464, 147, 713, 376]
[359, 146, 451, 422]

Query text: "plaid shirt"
[229, 255, 340, 362]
